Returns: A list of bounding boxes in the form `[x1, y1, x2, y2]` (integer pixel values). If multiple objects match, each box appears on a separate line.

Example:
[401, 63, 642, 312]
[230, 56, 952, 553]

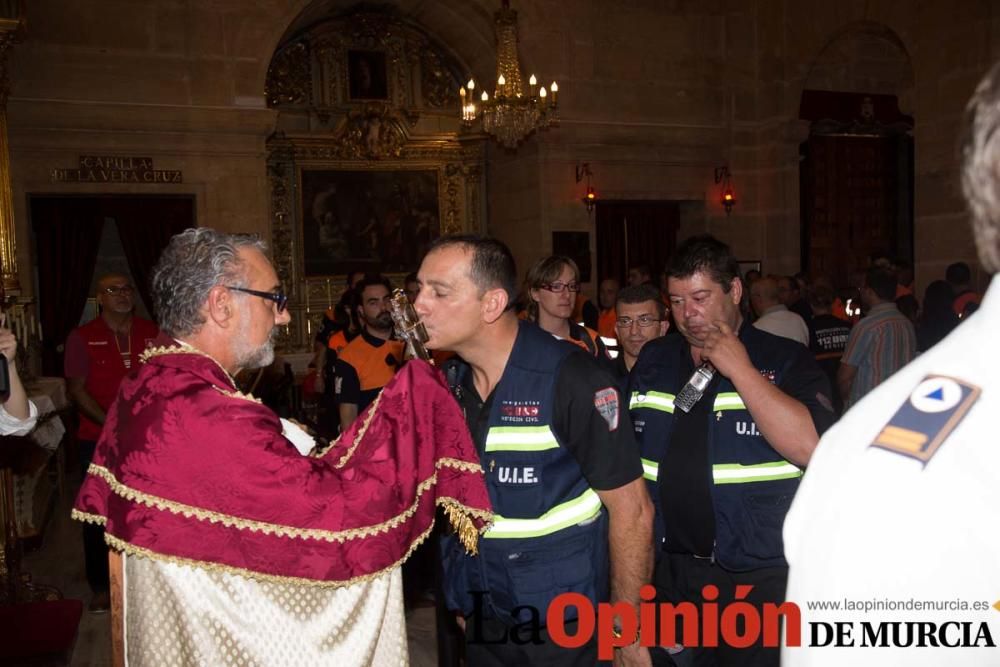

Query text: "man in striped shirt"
[838, 267, 918, 410]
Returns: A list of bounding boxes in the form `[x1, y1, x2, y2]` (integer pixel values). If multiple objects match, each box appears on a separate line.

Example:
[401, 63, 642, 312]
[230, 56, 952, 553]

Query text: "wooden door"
[800, 134, 911, 288]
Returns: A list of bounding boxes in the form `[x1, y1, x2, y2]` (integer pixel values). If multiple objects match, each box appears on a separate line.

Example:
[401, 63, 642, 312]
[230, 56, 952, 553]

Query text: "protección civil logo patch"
[593, 387, 619, 431]
[869, 375, 980, 464]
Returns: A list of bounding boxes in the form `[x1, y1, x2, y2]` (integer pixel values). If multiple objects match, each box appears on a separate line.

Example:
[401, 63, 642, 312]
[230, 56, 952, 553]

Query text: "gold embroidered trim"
[333, 392, 383, 468]
[104, 521, 438, 590]
[71, 508, 107, 526]
[140, 341, 238, 388]
[436, 496, 493, 523]
[437, 457, 484, 475]
[86, 458, 486, 544]
[137, 342, 276, 409]
[212, 385, 263, 404]
[310, 438, 336, 457]
[439, 497, 493, 554]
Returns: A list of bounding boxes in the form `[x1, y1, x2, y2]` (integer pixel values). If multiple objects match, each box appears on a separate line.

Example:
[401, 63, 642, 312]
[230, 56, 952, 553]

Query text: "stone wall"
[4, 0, 301, 298]
[3, 0, 996, 308]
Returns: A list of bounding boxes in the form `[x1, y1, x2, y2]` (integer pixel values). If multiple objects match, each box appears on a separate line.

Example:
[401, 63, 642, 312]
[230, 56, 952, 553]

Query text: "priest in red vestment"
[73, 228, 491, 665]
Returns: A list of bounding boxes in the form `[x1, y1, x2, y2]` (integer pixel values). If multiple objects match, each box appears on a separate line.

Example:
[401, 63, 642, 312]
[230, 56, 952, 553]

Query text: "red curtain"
[113, 197, 195, 314]
[31, 198, 105, 376]
[595, 201, 679, 286]
[30, 195, 196, 376]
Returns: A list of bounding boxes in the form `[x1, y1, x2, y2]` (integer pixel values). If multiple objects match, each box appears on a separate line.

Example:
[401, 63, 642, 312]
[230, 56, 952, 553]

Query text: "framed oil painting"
[300, 168, 441, 276]
[348, 50, 389, 100]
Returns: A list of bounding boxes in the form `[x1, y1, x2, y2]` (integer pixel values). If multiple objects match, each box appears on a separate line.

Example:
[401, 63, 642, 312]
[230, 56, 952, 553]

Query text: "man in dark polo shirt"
[334, 275, 404, 431]
[630, 235, 835, 667]
[416, 235, 653, 666]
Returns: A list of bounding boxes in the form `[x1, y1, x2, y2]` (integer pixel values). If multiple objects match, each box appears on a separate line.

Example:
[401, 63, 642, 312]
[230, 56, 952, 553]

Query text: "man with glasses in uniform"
[65, 272, 158, 612]
[610, 284, 671, 382]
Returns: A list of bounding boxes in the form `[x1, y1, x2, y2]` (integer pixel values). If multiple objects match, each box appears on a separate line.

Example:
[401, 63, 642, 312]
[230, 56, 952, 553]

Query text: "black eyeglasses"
[540, 281, 581, 293]
[226, 286, 288, 313]
[616, 315, 661, 328]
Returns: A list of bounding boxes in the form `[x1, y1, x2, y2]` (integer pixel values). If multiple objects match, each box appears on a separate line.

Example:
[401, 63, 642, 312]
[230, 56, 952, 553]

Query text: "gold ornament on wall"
[264, 8, 484, 351]
[265, 41, 311, 108]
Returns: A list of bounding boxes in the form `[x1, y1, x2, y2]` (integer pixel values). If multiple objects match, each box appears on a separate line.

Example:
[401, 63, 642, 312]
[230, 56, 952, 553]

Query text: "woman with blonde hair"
[525, 255, 610, 359]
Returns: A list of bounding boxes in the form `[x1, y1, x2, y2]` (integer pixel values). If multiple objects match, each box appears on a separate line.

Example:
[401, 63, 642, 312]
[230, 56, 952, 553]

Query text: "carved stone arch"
[804, 21, 914, 105]
[264, 1, 490, 352]
[256, 0, 496, 94]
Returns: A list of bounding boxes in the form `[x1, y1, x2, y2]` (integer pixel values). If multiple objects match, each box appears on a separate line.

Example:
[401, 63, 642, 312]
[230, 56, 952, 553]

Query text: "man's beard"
[234, 321, 276, 370]
[368, 311, 394, 333]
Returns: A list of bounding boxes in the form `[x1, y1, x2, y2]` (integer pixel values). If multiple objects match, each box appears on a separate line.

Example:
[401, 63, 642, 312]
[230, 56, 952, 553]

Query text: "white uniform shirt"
[782, 276, 1000, 665]
[753, 304, 810, 346]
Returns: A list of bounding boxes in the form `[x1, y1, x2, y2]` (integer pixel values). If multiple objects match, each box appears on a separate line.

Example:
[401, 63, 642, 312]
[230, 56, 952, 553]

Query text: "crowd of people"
[53, 61, 1000, 667]
[284, 231, 985, 666]
[308, 250, 980, 444]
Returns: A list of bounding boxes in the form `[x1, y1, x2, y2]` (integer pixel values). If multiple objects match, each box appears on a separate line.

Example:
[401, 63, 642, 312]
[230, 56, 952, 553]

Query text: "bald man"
[750, 275, 809, 346]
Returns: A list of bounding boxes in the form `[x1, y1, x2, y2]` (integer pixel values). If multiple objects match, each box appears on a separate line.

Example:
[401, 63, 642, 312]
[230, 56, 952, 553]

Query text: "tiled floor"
[17, 474, 438, 666]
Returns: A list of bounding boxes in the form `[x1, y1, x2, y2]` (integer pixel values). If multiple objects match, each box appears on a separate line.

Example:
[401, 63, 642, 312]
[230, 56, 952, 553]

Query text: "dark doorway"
[595, 200, 679, 287]
[799, 90, 914, 289]
[29, 195, 195, 376]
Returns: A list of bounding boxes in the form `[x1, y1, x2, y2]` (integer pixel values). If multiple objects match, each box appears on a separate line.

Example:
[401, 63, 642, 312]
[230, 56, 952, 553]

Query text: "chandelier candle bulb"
[467, 79, 475, 91]
[457, 1, 559, 147]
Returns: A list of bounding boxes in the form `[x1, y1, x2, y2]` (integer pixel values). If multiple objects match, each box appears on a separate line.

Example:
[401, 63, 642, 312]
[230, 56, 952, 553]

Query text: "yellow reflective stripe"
[484, 489, 603, 539]
[713, 393, 746, 411]
[641, 458, 659, 482]
[630, 391, 675, 413]
[712, 461, 803, 484]
[484, 426, 560, 452]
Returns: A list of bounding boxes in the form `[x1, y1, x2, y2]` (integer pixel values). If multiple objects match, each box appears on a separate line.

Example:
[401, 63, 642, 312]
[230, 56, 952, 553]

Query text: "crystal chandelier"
[459, 0, 558, 149]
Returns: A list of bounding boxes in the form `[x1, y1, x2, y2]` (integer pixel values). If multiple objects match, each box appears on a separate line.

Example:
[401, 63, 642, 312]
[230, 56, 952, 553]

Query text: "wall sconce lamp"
[715, 165, 736, 216]
[576, 162, 596, 214]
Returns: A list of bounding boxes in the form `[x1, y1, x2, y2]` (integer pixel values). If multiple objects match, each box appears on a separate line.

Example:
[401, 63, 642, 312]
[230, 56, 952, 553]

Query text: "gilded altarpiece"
[265, 11, 485, 351]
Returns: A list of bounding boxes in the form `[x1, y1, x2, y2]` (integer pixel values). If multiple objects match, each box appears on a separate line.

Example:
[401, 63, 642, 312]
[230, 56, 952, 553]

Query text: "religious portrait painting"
[348, 50, 389, 100]
[300, 168, 441, 276]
